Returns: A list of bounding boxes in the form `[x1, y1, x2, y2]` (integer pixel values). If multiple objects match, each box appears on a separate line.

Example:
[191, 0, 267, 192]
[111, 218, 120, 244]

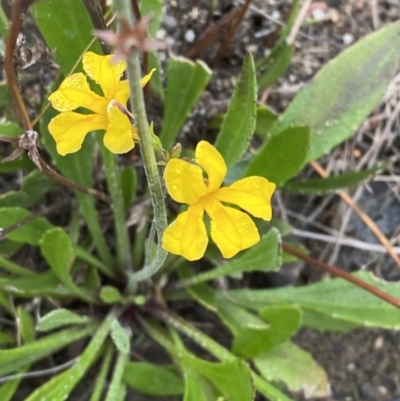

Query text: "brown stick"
[39, 156, 111, 203]
[311, 160, 400, 271]
[213, 0, 252, 68]
[185, 7, 241, 60]
[82, 0, 110, 54]
[4, 0, 32, 131]
[282, 242, 400, 309]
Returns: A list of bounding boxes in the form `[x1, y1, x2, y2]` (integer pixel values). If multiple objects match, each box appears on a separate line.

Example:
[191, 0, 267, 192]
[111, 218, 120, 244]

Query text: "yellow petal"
[164, 159, 208, 205]
[114, 69, 155, 107]
[203, 197, 260, 258]
[48, 112, 108, 156]
[140, 68, 156, 87]
[83, 51, 126, 101]
[195, 141, 226, 193]
[48, 73, 107, 115]
[103, 106, 135, 154]
[216, 176, 276, 220]
[115, 80, 130, 107]
[162, 204, 208, 261]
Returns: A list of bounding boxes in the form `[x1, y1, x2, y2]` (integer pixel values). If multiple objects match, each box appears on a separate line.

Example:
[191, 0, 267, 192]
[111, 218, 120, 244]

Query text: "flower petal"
[115, 80, 130, 107]
[113, 69, 155, 107]
[203, 198, 260, 258]
[48, 73, 107, 114]
[140, 68, 156, 87]
[103, 106, 135, 154]
[195, 141, 226, 193]
[164, 159, 208, 205]
[162, 204, 208, 261]
[216, 176, 276, 220]
[48, 112, 108, 156]
[83, 51, 126, 101]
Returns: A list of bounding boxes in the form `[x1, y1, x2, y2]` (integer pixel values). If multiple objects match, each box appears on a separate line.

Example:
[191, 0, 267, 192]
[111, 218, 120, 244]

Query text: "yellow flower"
[162, 141, 276, 261]
[48, 51, 154, 156]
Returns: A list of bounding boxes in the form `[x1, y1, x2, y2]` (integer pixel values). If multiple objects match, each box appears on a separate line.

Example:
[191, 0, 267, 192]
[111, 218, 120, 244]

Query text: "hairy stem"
[114, 0, 168, 286]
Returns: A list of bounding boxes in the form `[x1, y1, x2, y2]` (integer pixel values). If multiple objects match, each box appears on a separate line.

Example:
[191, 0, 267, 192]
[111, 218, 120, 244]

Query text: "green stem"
[100, 144, 132, 274]
[114, 0, 168, 285]
[0, 256, 34, 277]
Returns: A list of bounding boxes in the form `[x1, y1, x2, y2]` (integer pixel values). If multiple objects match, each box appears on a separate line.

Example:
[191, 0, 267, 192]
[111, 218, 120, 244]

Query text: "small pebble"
[164, 15, 177, 28]
[312, 8, 326, 21]
[271, 10, 281, 20]
[373, 335, 384, 349]
[184, 29, 195, 43]
[156, 28, 166, 40]
[246, 44, 257, 53]
[346, 362, 356, 372]
[343, 33, 354, 45]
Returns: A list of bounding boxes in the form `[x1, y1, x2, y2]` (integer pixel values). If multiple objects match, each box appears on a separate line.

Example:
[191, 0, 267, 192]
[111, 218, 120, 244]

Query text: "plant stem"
[114, 0, 168, 286]
[101, 143, 132, 274]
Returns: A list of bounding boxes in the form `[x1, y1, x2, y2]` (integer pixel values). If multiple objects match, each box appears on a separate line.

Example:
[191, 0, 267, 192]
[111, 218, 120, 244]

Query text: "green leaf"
[123, 362, 184, 396]
[302, 310, 359, 332]
[270, 21, 400, 162]
[160, 57, 212, 149]
[254, 342, 331, 398]
[110, 319, 131, 355]
[0, 325, 96, 376]
[120, 166, 137, 211]
[177, 264, 216, 311]
[183, 355, 255, 401]
[139, 0, 163, 37]
[100, 286, 125, 304]
[0, 291, 12, 313]
[0, 332, 14, 345]
[255, 106, 278, 138]
[232, 305, 302, 359]
[0, 379, 23, 401]
[37, 309, 93, 332]
[24, 309, 117, 401]
[105, 351, 129, 401]
[32, 0, 102, 75]
[0, 155, 33, 173]
[0, 83, 10, 109]
[40, 228, 96, 303]
[17, 307, 35, 343]
[253, 373, 296, 401]
[282, 163, 385, 194]
[177, 229, 281, 287]
[245, 126, 310, 184]
[0, 271, 75, 298]
[0, 170, 60, 208]
[215, 55, 257, 168]
[0, 121, 21, 136]
[89, 345, 114, 401]
[0, 256, 34, 277]
[258, 43, 293, 90]
[0, 207, 53, 245]
[0, 240, 22, 257]
[183, 369, 217, 401]
[216, 300, 268, 335]
[149, 52, 165, 101]
[72, 245, 114, 279]
[224, 271, 400, 329]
